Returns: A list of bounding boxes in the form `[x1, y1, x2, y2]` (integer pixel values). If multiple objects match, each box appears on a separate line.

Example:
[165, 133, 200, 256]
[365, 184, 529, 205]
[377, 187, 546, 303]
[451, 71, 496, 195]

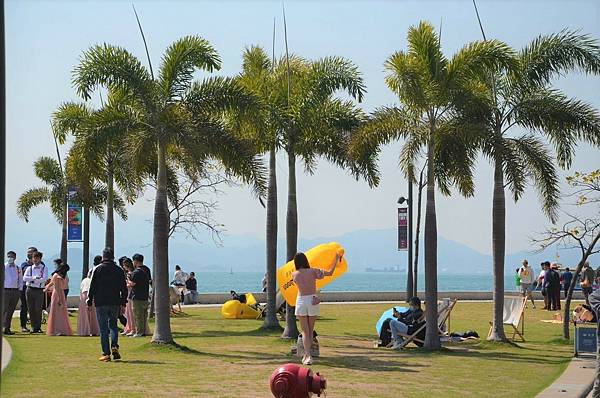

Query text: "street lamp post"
[398, 180, 414, 301]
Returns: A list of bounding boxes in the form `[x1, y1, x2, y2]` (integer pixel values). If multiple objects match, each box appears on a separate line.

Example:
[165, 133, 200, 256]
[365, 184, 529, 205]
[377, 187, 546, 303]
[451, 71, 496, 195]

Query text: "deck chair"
[488, 295, 526, 341]
[398, 298, 458, 348]
[256, 290, 287, 320]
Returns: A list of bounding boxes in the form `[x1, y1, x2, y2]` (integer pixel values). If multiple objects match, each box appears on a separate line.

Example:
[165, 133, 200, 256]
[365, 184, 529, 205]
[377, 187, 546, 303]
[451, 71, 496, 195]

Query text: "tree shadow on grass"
[432, 347, 570, 366]
[114, 360, 166, 365]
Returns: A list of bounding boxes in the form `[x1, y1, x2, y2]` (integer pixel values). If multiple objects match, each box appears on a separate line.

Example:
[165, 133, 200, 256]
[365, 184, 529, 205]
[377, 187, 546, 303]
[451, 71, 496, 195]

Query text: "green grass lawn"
[1, 301, 577, 398]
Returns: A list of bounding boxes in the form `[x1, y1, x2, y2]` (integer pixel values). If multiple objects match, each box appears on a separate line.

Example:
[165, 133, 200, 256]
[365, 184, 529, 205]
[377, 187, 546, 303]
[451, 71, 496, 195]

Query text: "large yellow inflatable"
[277, 242, 348, 306]
[221, 293, 261, 319]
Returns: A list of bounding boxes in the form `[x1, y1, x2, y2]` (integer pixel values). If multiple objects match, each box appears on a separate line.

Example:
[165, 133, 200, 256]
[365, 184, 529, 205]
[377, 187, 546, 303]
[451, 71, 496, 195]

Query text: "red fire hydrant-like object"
[269, 363, 327, 398]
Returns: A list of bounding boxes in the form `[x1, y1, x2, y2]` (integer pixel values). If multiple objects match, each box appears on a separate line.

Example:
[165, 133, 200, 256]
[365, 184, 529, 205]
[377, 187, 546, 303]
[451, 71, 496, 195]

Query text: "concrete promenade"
[1, 337, 12, 373]
[537, 356, 596, 398]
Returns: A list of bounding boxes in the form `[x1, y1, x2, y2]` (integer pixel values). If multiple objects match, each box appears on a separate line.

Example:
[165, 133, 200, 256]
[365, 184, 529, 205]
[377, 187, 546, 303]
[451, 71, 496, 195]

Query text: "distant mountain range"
[39, 227, 595, 276]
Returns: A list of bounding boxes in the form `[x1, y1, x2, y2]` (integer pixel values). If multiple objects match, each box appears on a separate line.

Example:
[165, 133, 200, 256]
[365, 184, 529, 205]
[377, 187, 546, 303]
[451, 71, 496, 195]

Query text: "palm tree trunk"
[263, 149, 281, 329]
[282, 150, 299, 339]
[151, 141, 173, 344]
[60, 201, 68, 264]
[423, 141, 440, 350]
[82, 206, 90, 280]
[489, 158, 508, 342]
[105, 167, 115, 251]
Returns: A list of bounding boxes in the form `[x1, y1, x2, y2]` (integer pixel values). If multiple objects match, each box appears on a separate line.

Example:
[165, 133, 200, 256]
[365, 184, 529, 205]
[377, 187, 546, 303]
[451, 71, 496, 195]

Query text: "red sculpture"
[269, 363, 327, 398]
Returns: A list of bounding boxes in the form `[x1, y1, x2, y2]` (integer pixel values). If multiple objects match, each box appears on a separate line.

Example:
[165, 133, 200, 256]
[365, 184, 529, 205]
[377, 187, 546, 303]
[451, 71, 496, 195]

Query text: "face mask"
[409, 305, 417, 311]
[7, 257, 15, 264]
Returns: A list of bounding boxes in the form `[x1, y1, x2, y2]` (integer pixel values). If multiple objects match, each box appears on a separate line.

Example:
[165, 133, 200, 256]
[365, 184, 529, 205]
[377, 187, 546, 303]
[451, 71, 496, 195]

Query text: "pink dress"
[123, 287, 136, 335]
[47, 274, 73, 336]
[77, 288, 99, 336]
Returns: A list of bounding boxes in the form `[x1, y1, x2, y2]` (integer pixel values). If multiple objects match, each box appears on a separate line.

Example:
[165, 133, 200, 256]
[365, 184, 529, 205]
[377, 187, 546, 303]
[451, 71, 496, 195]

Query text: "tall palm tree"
[279, 55, 373, 338]
[459, 30, 600, 341]
[350, 21, 514, 349]
[53, 90, 141, 252]
[236, 46, 282, 330]
[17, 156, 68, 262]
[72, 36, 266, 344]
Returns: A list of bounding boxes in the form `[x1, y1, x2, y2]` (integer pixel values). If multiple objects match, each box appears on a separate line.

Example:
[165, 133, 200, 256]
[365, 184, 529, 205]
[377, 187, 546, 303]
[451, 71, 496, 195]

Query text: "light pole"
[398, 180, 414, 301]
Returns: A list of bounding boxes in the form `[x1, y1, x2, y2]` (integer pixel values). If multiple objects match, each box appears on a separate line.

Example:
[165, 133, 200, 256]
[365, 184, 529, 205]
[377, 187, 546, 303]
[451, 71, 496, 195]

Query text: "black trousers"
[3, 289, 20, 331]
[19, 287, 28, 328]
[26, 287, 44, 331]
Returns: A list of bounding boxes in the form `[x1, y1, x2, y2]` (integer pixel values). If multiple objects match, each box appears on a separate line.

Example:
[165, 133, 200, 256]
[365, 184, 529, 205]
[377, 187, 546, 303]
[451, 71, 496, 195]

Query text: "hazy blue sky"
[5, 0, 600, 258]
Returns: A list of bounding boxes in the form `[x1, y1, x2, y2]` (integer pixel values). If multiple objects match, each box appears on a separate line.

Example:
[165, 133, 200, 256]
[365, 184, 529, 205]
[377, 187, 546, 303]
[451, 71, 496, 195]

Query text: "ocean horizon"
[63, 271, 524, 297]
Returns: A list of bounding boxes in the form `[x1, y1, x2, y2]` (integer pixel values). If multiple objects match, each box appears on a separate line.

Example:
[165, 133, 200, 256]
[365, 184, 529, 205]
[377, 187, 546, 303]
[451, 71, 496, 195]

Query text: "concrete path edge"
[537, 356, 595, 398]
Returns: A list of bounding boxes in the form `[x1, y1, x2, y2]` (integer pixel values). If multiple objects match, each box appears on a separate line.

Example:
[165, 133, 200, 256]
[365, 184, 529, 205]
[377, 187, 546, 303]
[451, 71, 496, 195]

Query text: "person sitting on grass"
[388, 296, 424, 350]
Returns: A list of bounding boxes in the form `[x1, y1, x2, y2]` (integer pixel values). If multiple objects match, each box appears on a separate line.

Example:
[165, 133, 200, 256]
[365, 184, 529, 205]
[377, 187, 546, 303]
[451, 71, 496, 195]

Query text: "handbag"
[311, 295, 321, 305]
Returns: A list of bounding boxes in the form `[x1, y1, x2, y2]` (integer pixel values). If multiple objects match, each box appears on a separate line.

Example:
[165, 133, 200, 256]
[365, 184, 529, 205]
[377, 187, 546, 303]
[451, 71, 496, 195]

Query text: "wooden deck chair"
[398, 299, 458, 348]
[488, 295, 526, 341]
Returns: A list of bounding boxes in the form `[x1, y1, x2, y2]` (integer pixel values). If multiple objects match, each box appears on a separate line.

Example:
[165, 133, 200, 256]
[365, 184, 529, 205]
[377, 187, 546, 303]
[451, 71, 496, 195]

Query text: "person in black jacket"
[87, 247, 128, 362]
[389, 297, 425, 349]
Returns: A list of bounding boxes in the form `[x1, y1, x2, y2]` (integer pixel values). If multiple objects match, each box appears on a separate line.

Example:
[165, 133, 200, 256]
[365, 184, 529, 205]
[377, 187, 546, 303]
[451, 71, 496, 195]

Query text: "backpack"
[378, 318, 393, 347]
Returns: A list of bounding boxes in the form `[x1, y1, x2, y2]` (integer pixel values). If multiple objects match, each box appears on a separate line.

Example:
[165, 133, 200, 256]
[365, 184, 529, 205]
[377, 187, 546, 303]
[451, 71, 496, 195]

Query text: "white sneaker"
[391, 340, 404, 350]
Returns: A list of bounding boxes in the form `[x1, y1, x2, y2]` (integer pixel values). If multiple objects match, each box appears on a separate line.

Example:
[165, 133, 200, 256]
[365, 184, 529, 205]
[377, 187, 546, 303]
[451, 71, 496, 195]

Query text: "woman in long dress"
[77, 269, 99, 336]
[122, 259, 136, 336]
[44, 263, 73, 336]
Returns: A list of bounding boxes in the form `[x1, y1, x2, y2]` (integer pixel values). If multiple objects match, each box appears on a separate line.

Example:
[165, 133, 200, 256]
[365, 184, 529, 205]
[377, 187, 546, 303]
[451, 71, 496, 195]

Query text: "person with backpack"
[581, 261, 596, 306]
[518, 260, 536, 308]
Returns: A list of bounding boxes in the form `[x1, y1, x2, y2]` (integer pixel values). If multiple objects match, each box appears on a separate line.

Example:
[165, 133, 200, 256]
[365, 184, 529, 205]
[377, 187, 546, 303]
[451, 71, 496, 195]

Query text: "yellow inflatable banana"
[277, 242, 348, 306]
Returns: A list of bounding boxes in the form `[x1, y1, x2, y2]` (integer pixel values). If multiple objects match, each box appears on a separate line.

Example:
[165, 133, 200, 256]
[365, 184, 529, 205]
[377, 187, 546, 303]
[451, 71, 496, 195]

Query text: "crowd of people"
[516, 259, 597, 309]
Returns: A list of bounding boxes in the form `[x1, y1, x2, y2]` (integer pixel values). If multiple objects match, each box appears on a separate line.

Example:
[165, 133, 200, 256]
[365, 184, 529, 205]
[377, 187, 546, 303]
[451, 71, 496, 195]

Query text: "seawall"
[60, 290, 584, 307]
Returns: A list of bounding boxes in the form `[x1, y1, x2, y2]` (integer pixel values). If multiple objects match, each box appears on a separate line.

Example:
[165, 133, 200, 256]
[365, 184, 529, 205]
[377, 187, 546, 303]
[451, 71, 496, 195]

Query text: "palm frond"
[509, 135, 560, 222]
[33, 156, 63, 188]
[16, 187, 51, 222]
[52, 102, 93, 144]
[185, 76, 256, 115]
[159, 36, 221, 101]
[518, 30, 600, 87]
[513, 88, 600, 168]
[73, 43, 152, 103]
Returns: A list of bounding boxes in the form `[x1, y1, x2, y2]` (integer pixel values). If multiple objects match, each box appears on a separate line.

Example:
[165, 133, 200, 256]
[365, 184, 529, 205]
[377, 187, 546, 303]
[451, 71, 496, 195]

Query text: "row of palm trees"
[17, 21, 600, 349]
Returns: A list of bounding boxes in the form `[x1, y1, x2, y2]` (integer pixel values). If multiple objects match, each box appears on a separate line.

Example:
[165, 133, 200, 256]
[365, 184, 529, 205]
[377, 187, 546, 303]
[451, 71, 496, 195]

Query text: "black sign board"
[575, 325, 597, 356]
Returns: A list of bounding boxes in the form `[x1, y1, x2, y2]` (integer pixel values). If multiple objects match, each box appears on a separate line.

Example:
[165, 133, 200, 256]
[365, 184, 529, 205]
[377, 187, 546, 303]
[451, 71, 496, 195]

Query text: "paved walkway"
[537, 356, 595, 398]
[1, 337, 12, 373]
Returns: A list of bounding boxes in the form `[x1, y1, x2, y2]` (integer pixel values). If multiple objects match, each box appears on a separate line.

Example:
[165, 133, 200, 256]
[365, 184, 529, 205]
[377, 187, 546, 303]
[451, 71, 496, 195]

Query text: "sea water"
[64, 271, 520, 296]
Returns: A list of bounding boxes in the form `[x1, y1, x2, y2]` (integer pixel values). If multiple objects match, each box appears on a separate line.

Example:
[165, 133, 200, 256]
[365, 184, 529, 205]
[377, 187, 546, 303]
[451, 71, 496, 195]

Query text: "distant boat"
[365, 267, 401, 273]
[230, 268, 233, 275]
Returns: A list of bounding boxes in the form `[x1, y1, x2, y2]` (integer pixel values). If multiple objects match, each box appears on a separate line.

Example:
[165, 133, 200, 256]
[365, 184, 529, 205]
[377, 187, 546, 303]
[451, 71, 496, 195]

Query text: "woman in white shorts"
[292, 251, 341, 365]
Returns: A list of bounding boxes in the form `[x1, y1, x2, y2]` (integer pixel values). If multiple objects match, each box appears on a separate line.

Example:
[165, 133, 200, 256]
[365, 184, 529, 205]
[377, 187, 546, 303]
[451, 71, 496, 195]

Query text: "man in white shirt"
[3, 251, 22, 335]
[518, 260, 536, 309]
[22, 251, 49, 333]
[173, 265, 188, 303]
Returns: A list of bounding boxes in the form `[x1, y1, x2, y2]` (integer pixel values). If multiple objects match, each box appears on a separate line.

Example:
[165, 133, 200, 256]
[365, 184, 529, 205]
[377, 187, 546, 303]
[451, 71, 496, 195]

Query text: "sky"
[4, 0, 600, 259]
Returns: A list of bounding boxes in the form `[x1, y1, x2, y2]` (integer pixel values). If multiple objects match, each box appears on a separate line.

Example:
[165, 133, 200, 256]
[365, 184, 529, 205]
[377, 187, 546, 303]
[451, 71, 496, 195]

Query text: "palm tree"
[17, 156, 68, 262]
[459, 30, 600, 341]
[72, 36, 266, 344]
[350, 21, 514, 349]
[63, 149, 128, 278]
[236, 46, 282, 330]
[236, 47, 375, 336]
[53, 90, 141, 252]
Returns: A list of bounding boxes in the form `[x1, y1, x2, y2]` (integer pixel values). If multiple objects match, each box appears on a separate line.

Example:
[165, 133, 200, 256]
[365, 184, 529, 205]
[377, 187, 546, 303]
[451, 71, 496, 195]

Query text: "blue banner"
[67, 189, 83, 241]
